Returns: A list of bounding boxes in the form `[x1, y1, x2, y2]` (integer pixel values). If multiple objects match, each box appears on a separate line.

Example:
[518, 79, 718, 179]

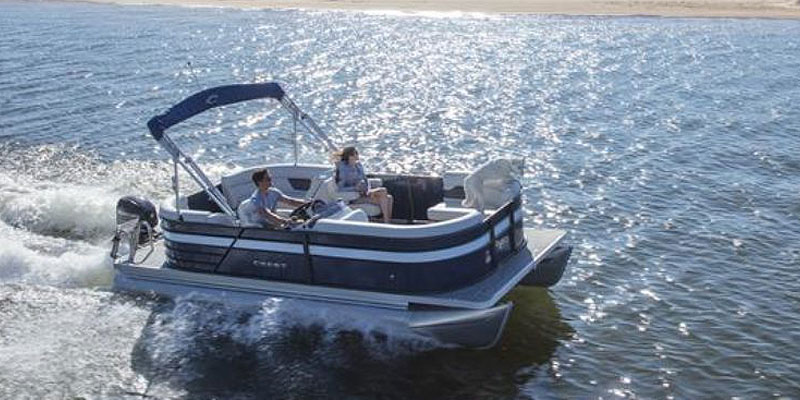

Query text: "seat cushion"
[426, 203, 476, 221]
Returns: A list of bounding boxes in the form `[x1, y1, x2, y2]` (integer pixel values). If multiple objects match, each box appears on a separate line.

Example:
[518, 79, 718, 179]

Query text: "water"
[1, 2, 799, 398]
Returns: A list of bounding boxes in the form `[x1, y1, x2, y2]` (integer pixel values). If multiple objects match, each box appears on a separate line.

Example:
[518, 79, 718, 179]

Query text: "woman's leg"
[386, 194, 393, 222]
[368, 188, 391, 223]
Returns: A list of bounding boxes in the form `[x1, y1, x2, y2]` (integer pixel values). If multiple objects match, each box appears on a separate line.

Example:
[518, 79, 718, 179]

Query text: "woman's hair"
[331, 146, 358, 163]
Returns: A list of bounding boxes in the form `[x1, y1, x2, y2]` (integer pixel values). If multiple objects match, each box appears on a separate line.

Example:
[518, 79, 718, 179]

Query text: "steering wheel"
[288, 201, 312, 221]
[288, 201, 316, 222]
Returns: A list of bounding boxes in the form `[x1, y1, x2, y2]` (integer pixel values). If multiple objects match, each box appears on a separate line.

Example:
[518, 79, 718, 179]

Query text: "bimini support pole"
[159, 134, 235, 216]
[173, 156, 181, 219]
[293, 114, 298, 166]
[279, 95, 336, 153]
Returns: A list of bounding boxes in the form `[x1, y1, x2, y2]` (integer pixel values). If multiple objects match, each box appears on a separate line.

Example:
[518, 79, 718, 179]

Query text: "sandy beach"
[63, 0, 800, 18]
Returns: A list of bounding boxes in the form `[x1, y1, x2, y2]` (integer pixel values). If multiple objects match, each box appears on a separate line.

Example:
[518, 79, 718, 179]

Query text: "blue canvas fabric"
[148, 83, 285, 139]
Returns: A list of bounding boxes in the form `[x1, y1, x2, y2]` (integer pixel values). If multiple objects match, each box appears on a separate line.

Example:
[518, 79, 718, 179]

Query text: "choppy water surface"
[1, 2, 799, 398]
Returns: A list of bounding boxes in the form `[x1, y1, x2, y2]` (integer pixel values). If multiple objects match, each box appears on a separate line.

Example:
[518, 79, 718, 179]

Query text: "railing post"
[303, 232, 314, 283]
[293, 115, 298, 166]
[488, 220, 498, 269]
[508, 207, 516, 252]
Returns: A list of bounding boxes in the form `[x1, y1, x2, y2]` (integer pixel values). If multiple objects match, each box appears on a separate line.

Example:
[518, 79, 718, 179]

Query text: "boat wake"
[0, 227, 112, 287]
[127, 294, 443, 398]
[0, 172, 119, 241]
[0, 145, 168, 286]
[0, 171, 119, 286]
[143, 293, 442, 358]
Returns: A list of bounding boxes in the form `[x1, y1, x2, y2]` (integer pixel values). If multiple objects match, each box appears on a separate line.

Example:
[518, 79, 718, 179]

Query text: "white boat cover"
[462, 158, 524, 211]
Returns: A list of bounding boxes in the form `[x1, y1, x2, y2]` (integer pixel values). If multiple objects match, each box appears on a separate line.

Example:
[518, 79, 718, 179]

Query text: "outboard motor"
[116, 196, 158, 244]
[111, 196, 158, 262]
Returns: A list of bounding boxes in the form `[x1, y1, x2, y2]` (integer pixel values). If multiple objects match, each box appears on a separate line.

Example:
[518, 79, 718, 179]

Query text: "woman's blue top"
[335, 161, 369, 192]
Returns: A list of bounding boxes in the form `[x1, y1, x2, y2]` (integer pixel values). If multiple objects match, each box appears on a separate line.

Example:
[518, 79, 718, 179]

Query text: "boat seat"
[311, 208, 483, 238]
[312, 177, 382, 217]
[426, 203, 477, 221]
[237, 199, 367, 226]
[220, 168, 262, 210]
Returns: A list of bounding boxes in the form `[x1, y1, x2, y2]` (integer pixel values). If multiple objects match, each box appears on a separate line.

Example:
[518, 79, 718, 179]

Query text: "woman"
[334, 146, 393, 223]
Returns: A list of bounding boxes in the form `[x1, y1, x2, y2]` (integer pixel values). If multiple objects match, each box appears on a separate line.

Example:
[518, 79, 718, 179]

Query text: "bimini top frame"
[147, 82, 337, 217]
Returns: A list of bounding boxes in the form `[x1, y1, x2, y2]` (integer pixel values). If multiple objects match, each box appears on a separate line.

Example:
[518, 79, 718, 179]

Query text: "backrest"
[221, 168, 259, 210]
[236, 199, 261, 227]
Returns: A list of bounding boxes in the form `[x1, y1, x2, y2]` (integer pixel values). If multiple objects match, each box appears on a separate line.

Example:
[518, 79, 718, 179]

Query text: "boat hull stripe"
[234, 239, 306, 254]
[164, 231, 233, 247]
[309, 233, 490, 263]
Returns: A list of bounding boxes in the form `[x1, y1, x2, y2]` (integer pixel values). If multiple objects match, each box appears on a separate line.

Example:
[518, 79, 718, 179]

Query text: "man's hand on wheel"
[281, 218, 301, 230]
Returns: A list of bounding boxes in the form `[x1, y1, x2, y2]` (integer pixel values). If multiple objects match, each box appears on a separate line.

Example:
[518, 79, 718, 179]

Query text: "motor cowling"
[116, 195, 158, 244]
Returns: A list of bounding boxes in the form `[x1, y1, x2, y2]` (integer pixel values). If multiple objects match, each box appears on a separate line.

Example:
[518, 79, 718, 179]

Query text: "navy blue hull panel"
[161, 197, 524, 293]
[310, 247, 492, 293]
[162, 234, 522, 293]
[165, 241, 226, 272]
[217, 249, 311, 283]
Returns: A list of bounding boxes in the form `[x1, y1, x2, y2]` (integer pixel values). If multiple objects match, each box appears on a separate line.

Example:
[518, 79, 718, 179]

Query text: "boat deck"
[116, 228, 565, 310]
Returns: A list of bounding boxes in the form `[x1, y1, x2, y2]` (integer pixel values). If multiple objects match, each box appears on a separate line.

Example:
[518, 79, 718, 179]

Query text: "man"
[249, 168, 306, 228]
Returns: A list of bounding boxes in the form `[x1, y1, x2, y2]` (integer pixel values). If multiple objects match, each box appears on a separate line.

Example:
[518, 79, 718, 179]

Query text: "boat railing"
[483, 194, 524, 269]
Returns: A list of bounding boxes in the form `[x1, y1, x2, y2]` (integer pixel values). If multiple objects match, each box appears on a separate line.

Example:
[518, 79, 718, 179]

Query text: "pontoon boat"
[110, 83, 571, 348]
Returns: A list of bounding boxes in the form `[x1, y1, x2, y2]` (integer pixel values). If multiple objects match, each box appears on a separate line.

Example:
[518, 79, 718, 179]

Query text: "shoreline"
[37, 0, 800, 19]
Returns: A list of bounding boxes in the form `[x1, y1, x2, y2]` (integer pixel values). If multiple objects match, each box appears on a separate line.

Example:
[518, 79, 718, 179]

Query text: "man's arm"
[270, 188, 305, 209]
[258, 208, 290, 227]
[281, 195, 306, 208]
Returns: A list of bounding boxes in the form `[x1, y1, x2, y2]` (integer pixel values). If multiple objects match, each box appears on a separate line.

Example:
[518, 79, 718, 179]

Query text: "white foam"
[0, 145, 249, 289]
[0, 172, 119, 241]
[0, 224, 112, 287]
[150, 294, 443, 356]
